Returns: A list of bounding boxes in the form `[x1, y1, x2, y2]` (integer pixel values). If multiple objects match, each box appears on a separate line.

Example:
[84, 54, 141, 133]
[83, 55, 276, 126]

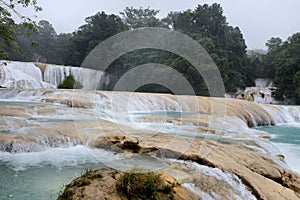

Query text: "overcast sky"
[28, 0, 300, 49]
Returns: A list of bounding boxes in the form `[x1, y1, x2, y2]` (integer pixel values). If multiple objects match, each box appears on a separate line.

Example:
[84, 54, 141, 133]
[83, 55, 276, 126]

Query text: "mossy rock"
[57, 168, 198, 200]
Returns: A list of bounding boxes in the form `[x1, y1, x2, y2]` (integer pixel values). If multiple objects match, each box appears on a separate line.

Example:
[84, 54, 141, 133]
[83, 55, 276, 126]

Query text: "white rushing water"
[0, 88, 299, 128]
[256, 122, 300, 174]
[0, 60, 54, 89]
[0, 145, 167, 172]
[0, 88, 298, 171]
[0, 90, 299, 199]
[254, 78, 274, 88]
[171, 160, 257, 200]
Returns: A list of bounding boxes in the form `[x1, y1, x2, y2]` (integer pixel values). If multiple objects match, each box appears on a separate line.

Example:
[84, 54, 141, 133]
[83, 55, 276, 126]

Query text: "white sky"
[25, 0, 300, 49]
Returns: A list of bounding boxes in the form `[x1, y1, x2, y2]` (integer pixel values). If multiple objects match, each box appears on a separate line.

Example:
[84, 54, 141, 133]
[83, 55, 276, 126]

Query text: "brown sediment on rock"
[34, 62, 47, 80]
[197, 127, 216, 134]
[42, 98, 93, 109]
[0, 106, 31, 119]
[57, 168, 198, 200]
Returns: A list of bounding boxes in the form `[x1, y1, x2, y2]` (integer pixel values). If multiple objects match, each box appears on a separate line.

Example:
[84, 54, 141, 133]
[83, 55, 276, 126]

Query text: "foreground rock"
[95, 135, 300, 200]
[57, 168, 198, 200]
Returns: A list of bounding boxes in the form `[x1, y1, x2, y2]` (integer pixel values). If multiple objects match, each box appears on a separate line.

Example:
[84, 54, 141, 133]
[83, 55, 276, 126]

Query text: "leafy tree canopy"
[4, 3, 299, 102]
[272, 33, 300, 100]
[0, 0, 42, 58]
[120, 7, 167, 29]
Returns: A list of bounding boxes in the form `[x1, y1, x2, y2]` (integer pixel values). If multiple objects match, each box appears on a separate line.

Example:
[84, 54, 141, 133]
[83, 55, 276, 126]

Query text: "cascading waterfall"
[1, 61, 297, 127]
[0, 60, 54, 89]
[254, 78, 274, 87]
[236, 78, 278, 104]
[44, 64, 105, 90]
[0, 61, 108, 90]
[43, 64, 71, 86]
[259, 104, 300, 124]
[0, 88, 299, 127]
[0, 88, 297, 175]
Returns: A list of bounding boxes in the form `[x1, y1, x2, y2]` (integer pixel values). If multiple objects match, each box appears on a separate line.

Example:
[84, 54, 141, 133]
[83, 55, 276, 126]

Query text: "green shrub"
[117, 170, 175, 200]
[57, 186, 74, 200]
[57, 74, 83, 89]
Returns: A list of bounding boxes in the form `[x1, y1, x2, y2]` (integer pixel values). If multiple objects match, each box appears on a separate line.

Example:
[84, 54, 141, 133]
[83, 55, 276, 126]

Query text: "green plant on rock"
[57, 186, 74, 200]
[117, 170, 175, 200]
[80, 168, 103, 180]
[57, 74, 83, 89]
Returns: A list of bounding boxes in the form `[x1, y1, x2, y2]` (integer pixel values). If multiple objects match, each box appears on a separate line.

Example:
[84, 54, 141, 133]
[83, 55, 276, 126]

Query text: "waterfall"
[0, 61, 108, 90]
[235, 78, 278, 104]
[255, 78, 274, 87]
[0, 60, 54, 89]
[259, 104, 300, 124]
[44, 64, 105, 90]
[43, 64, 71, 86]
[244, 87, 279, 104]
[0, 88, 298, 129]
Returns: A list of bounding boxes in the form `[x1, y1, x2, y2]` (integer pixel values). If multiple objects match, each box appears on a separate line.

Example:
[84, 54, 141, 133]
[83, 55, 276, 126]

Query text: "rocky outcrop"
[235, 91, 255, 102]
[235, 87, 278, 104]
[234, 78, 280, 104]
[57, 168, 198, 200]
[94, 135, 300, 200]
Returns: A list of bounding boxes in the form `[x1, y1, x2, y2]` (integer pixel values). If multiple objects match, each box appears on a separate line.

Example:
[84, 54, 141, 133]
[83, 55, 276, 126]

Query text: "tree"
[294, 71, 300, 98]
[34, 20, 59, 63]
[120, 7, 167, 29]
[266, 37, 282, 52]
[2, 20, 66, 64]
[162, 3, 248, 92]
[65, 12, 127, 66]
[257, 37, 283, 78]
[58, 74, 83, 89]
[246, 49, 266, 83]
[272, 33, 300, 100]
[0, 0, 42, 59]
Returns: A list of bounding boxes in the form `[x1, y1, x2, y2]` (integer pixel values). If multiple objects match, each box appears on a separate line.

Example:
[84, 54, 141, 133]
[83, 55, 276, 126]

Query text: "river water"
[0, 94, 299, 200]
[256, 124, 300, 174]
